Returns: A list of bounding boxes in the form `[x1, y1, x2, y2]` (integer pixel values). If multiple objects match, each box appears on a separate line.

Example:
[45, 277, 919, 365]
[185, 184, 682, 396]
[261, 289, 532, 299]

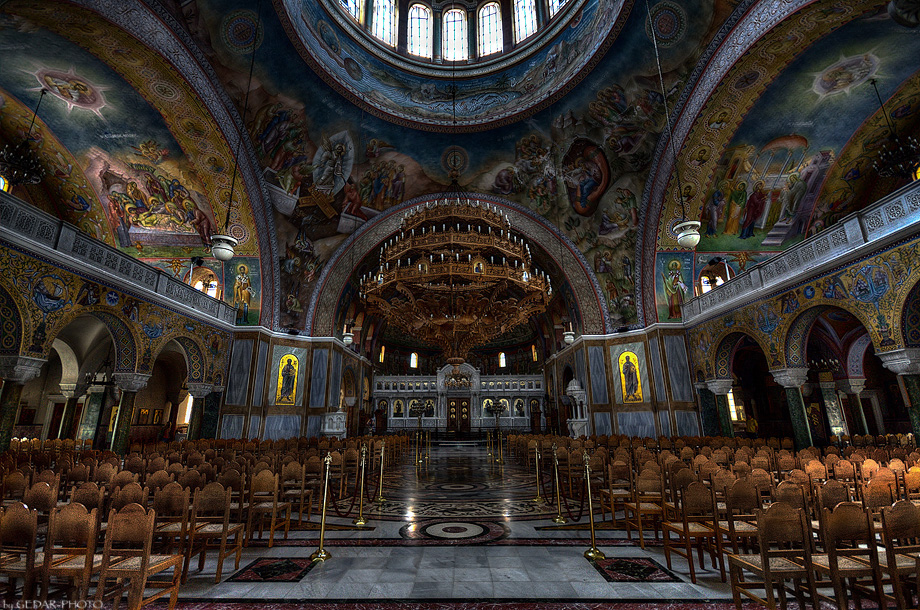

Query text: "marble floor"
[179, 444, 737, 604]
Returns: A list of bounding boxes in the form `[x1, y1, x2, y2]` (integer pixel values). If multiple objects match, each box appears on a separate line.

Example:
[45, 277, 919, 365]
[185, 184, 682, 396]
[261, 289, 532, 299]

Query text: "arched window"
[697, 258, 734, 295]
[442, 8, 469, 61]
[340, 0, 364, 22]
[499, 352, 506, 368]
[372, 0, 397, 46]
[379, 345, 386, 363]
[548, 0, 568, 18]
[407, 4, 433, 58]
[410, 352, 419, 368]
[512, 0, 537, 43]
[478, 3, 503, 57]
[190, 267, 221, 299]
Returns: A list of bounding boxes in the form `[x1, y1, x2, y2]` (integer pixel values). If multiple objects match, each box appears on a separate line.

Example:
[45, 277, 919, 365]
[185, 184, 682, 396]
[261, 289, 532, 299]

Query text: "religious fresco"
[655, 252, 693, 322]
[687, 233, 920, 381]
[618, 351, 643, 403]
[178, 0, 727, 331]
[225, 257, 261, 326]
[275, 355, 299, 405]
[609, 341, 649, 405]
[0, 3, 266, 325]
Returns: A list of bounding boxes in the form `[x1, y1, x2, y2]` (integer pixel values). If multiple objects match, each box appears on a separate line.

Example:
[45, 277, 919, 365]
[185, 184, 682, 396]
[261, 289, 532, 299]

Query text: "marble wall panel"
[593, 411, 612, 436]
[251, 341, 269, 407]
[617, 411, 656, 438]
[676, 410, 701, 436]
[575, 348, 587, 390]
[247, 415, 261, 439]
[269, 346, 308, 406]
[306, 414, 323, 438]
[220, 414, 244, 439]
[664, 335, 694, 402]
[225, 340, 253, 406]
[263, 415, 302, 441]
[329, 350, 343, 407]
[659, 411, 671, 437]
[609, 342, 649, 405]
[648, 337, 667, 403]
[588, 346, 609, 404]
[309, 349, 329, 408]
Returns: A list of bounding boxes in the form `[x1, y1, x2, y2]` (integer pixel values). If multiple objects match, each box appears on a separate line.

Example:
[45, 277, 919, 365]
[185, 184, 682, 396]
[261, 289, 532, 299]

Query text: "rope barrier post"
[496, 430, 504, 465]
[487, 430, 492, 457]
[582, 450, 605, 560]
[426, 430, 431, 462]
[353, 444, 368, 526]
[310, 452, 333, 562]
[552, 443, 567, 524]
[376, 440, 387, 503]
[532, 446, 543, 503]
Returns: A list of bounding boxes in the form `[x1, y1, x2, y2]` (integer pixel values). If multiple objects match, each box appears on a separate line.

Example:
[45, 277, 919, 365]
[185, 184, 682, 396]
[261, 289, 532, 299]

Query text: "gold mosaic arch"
[655, 0, 877, 248]
[780, 302, 880, 370]
[5, 0, 261, 257]
[43, 304, 143, 374]
[0, 279, 28, 357]
[708, 328, 773, 381]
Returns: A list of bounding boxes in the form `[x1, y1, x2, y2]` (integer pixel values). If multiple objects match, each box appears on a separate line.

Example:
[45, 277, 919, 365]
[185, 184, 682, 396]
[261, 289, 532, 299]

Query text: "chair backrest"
[110, 470, 138, 490]
[110, 482, 149, 512]
[862, 477, 896, 510]
[23, 481, 57, 513]
[153, 482, 191, 519]
[774, 481, 807, 511]
[250, 470, 278, 497]
[100, 503, 155, 571]
[71, 482, 105, 513]
[281, 461, 304, 484]
[177, 469, 203, 492]
[815, 479, 850, 513]
[146, 470, 173, 492]
[680, 481, 716, 516]
[44, 503, 98, 565]
[726, 478, 760, 515]
[194, 482, 232, 519]
[2, 471, 27, 499]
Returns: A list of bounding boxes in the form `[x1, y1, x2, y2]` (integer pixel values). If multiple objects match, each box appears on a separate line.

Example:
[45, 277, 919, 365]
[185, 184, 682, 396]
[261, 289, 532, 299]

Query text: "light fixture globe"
[210, 234, 238, 262]
[675, 220, 702, 248]
[342, 331, 354, 346]
[563, 330, 576, 345]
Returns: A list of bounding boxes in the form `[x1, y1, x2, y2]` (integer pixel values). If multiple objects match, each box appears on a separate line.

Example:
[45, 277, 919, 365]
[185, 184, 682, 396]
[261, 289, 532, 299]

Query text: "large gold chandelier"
[360, 194, 551, 365]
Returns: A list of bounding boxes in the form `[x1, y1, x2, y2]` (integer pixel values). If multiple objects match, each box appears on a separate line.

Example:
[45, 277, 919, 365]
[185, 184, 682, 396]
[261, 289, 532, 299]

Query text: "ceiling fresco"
[645, 0, 920, 323]
[0, 2, 267, 323]
[177, 0, 728, 333]
[277, 0, 631, 130]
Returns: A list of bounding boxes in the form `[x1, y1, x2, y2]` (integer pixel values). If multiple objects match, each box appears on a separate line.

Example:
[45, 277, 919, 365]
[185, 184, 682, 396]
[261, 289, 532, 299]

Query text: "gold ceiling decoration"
[360, 194, 552, 365]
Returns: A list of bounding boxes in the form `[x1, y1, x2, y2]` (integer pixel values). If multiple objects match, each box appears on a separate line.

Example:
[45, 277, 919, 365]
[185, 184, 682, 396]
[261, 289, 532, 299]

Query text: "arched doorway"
[342, 367, 357, 436]
[728, 337, 786, 439]
[131, 340, 189, 446]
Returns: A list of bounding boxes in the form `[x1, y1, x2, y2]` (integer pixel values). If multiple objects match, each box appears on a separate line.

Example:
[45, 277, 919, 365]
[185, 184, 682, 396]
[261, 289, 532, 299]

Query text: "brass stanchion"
[310, 452, 333, 562]
[582, 450, 605, 560]
[353, 444, 368, 526]
[426, 430, 431, 462]
[552, 443, 567, 524]
[532, 447, 543, 503]
[496, 429, 504, 465]
[376, 440, 387, 503]
[487, 430, 493, 457]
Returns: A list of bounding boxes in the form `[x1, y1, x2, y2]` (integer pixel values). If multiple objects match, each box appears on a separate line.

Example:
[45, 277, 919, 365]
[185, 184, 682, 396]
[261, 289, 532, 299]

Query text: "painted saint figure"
[233, 264, 253, 325]
[279, 357, 297, 403]
[739, 180, 767, 239]
[723, 181, 747, 235]
[705, 182, 727, 236]
[661, 260, 688, 320]
[621, 356, 639, 401]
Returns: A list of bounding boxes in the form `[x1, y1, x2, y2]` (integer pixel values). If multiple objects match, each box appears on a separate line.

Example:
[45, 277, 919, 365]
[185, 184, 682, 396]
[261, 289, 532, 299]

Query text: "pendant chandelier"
[0, 89, 47, 188]
[870, 78, 920, 180]
[359, 191, 552, 366]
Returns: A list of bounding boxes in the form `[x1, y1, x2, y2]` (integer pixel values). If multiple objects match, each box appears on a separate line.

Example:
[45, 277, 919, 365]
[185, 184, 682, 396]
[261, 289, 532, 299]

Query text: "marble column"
[185, 383, 213, 441]
[705, 378, 734, 437]
[111, 373, 151, 455]
[770, 368, 812, 450]
[837, 378, 868, 435]
[878, 348, 920, 437]
[695, 382, 721, 437]
[818, 380, 848, 437]
[57, 383, 88, 440]
[200, 389, 223, 440]
[0, 356, 46, 452]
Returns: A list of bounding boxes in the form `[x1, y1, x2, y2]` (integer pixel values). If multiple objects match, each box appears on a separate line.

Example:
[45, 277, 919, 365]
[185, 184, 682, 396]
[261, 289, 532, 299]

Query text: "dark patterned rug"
[227, 558, 317, 582]
[589, 557, 681, 582]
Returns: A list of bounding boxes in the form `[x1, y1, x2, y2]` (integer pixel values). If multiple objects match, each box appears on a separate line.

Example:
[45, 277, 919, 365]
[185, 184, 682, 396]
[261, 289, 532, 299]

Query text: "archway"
[131, 340, 189, 446]
[342, 367, 358, 436]
[728, 336, 786, 439]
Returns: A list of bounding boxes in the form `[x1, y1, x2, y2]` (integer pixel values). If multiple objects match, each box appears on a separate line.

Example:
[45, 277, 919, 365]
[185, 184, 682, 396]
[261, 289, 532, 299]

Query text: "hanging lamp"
[211, 0, 263, 261]
[0, 89, 47, 188]
[648, 0, 700, 248]
[869, 78, 920, 180]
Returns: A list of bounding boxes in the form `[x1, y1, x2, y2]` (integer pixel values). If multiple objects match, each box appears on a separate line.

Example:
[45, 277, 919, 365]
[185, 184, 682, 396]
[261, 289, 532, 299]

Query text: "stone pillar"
[0, 356, 46, 452]
[770, 368, 812, 450]
[705, 379, 734, 437]
[695, 382, 721, 436]
[878, 348, 920, 437]
[111, 373, 150, 455]
[58, 383, 88, 440]
[818, 380, 848, 437]
[185, 383, 213, 441]
[837, 378, 868, 435]
[200, 388, 223, 440]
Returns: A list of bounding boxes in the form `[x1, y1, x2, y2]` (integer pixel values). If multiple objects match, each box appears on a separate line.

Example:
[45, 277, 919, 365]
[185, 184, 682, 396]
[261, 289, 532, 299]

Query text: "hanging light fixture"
[869, 78, 920, 180]
[0, 89, 47, 188]
[211, 0, 263, 262]
[647, 0, 700, 248]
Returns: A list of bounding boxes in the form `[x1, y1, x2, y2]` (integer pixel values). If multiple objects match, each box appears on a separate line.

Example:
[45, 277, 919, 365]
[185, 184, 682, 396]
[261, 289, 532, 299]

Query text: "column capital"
[877, 348, 920, 376]
[770, 367, 809, 388]
[837, 378, 866, 395]
[112, 372, 151, 393]
[58, 383, 89, 399]
[185, 382, 212, 399]
[705, 378, 734, 395]
[0, 356, 46, 384]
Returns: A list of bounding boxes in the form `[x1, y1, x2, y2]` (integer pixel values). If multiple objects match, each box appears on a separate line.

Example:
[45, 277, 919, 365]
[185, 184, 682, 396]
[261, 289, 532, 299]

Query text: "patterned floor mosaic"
[227, 558, 316, 582]
[588, 557, 680, 583]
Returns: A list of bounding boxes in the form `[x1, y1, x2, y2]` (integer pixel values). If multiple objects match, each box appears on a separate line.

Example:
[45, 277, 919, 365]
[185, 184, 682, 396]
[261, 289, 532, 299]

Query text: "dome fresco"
[0, 0, 917, 339]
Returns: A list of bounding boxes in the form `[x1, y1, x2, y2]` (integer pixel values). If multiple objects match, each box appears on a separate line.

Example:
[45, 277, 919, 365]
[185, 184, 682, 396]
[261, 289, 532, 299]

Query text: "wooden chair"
[0, 502, 39, 600]
[880, 500, 920, 610]
[40, 503, 102, 601]
[152, 483, 193, 564]
[718, 478, 761, 555]
[111, 470, 138, 490]
[623, 469, 664, 549]
[110, 482, 150, 513]
[95, 504, 182, 610]
[280, 461, 312, 525]
[727, 502, 819, 610]
[245, 471, 291, 547]
[146, 470, 174, 494]
[187, 483, 244, 583]
[810, 502, 885, 610]
[663, 481, 724, 583]
[598, 460, 631, 526]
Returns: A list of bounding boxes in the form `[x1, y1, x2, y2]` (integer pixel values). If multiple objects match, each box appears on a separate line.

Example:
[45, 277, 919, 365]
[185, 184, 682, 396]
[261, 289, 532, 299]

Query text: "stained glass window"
[513, 0, 537, 43]
[548, 0, 568, 18]
[340, 0, 363, 22]
[372, 0, 397, 46]
[407, 4, 432, 58]
[443, 8, 468, 61]
[478, 3, 502, 57]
